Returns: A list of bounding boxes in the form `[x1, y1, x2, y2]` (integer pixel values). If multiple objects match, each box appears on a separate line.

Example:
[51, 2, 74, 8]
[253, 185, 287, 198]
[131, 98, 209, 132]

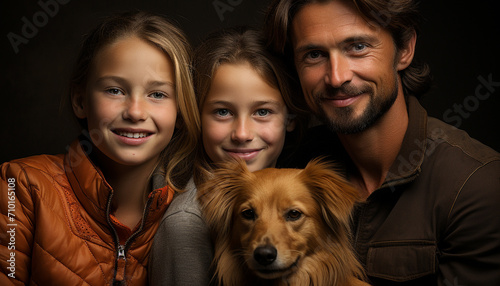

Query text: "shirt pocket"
[366, 240, 436, 282]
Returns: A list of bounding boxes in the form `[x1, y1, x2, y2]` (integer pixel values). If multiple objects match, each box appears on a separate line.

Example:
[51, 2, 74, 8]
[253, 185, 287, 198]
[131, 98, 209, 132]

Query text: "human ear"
[71, 90, 87, 119]
[396, 30, 417, 71]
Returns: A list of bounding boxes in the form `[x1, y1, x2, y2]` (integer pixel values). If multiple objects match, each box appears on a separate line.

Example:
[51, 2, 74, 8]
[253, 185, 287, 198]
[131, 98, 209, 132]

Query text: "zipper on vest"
[106, 191, 127, 284]
[117, 245, 125, 259]
[106, 190, 156, 284]
[114, 244, 127, 283]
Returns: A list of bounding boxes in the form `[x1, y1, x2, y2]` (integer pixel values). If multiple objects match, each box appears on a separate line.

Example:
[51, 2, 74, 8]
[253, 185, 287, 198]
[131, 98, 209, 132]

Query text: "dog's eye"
[286, 210, 302, 221]
[241, 209, 255, 220]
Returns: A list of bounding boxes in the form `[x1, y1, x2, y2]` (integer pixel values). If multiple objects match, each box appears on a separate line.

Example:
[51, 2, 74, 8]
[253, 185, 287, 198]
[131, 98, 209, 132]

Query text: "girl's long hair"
[69, 11, 200, 191]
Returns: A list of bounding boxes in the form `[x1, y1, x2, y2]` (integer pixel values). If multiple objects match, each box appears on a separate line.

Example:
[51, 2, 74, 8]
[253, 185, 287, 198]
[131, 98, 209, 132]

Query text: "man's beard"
[315, 78, 399, 135]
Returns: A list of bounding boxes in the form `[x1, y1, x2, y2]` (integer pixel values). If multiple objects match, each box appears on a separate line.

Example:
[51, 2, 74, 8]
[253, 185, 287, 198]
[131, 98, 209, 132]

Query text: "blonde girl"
[0, 11, 199, 285]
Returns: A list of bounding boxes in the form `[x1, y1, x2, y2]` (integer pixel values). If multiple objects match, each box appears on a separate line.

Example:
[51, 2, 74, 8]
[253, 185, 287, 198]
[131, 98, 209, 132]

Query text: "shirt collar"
[382, 96, 428, 188]
[64, 138, 173, 225]
[64, 138, 112, 224]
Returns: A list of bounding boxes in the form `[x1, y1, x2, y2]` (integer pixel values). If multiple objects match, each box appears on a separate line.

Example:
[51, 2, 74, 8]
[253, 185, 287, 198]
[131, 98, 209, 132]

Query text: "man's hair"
[264, 0, 432, 98]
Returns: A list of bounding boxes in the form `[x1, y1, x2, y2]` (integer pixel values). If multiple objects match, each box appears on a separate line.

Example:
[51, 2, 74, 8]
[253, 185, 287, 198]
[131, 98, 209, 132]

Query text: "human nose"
[123, 96, 147, 122]
[325, 52, 353, 88]
[231, 117, 254, 143]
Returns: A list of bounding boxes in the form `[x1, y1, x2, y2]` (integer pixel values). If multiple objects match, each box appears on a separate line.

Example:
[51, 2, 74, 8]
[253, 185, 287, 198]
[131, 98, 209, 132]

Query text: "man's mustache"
[318, 83, 372, 99]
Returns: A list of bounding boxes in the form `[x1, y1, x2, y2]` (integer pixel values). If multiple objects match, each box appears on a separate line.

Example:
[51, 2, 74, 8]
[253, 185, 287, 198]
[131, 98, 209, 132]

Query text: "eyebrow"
[95, 76, 174, 88]
[343, 35, 378, 44]
[252, 100, 282, 108]
[294, 43, 323, 55]
[148, 80, 175, 88]
[205, 99, 283, 108]
[294, 35, 379, 54]
[204, 100, 231, 106]
[95, 76, 128, 86]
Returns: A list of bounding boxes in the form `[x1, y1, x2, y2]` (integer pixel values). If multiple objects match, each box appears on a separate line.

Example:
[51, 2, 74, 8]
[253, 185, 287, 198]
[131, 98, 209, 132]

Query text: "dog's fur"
[198, 159, 369, 286]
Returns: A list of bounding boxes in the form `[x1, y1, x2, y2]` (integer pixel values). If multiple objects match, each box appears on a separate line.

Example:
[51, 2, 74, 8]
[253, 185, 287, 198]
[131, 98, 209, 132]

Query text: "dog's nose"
[254, 246, 277, 266]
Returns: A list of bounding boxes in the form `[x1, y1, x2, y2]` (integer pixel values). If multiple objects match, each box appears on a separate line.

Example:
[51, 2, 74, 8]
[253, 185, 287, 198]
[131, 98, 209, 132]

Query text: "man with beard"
[265, 0, 500, 285]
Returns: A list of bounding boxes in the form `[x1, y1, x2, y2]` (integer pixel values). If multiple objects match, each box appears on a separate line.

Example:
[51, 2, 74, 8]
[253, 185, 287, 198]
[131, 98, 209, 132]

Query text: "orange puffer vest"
[0, 139, 174, 285]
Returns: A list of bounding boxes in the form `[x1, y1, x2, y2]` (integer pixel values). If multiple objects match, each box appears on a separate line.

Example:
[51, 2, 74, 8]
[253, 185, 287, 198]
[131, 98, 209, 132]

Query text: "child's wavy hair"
[69, 11, 200, 191]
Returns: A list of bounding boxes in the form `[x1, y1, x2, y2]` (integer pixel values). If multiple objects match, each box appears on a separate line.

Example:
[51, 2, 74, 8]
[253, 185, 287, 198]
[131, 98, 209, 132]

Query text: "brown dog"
[198, 159, 369, 286]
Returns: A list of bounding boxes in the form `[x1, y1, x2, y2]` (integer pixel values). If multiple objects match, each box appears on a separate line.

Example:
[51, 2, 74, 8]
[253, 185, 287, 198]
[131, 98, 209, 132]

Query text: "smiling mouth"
[112, 130, 152, 139]
[224, 149, 262, 160]
[322, 91, 364, 100]
[320, 92, 366, 108]
[226, 149, 260, 154]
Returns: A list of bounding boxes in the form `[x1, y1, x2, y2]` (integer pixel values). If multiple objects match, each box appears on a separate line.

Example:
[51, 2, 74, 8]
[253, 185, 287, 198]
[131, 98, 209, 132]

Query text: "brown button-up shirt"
[284, 96, 500, 285]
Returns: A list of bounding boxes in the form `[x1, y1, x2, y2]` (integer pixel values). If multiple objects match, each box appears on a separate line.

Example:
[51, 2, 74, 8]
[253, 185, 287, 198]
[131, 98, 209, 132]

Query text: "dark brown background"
[1, 0, 499, 163]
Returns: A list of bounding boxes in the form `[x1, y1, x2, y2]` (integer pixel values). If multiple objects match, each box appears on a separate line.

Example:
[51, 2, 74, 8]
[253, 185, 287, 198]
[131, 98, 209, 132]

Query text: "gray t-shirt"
[149, 178, 213, 285]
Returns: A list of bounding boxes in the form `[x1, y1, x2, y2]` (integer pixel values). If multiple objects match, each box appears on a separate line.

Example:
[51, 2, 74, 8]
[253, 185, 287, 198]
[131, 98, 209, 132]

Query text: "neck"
[92, 151, 158, 228]
[338, 92, 408, 197]
[105, 163, 155, 207]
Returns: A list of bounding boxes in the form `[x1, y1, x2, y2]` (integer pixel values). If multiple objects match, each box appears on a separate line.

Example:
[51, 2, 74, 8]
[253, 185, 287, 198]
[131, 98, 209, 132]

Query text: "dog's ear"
[198, 158, 254, 238]
[300, 158, 360, 232]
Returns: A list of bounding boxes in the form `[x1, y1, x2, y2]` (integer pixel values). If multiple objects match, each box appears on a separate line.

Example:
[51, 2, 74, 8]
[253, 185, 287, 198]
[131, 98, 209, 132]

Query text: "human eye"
[254, 109, 271, 117]
[215, 108, 231, 117]
[304, 50, 325, 62]
[105, 88, 124, 96]
[148, 91, 168, 100]
[348, 42, 370, 55]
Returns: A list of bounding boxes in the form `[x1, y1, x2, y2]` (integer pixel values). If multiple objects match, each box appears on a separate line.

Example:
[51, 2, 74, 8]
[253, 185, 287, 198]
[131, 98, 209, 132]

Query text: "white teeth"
[118, 132, 148, 138]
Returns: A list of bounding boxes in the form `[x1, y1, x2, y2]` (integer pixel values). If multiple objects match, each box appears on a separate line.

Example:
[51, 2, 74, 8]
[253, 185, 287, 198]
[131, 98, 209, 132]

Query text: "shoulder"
[425, 117, 500, 189]
[424, 117, 500, 211]
[1, 154, 68, 225]
[3, 154, 65, 172]
[161, 179, 204, 222]
[427, 117, 500, 166]
[154, 179, 210, 246]
[1, 154, 66, 188]
[425, 116, 500, 180]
